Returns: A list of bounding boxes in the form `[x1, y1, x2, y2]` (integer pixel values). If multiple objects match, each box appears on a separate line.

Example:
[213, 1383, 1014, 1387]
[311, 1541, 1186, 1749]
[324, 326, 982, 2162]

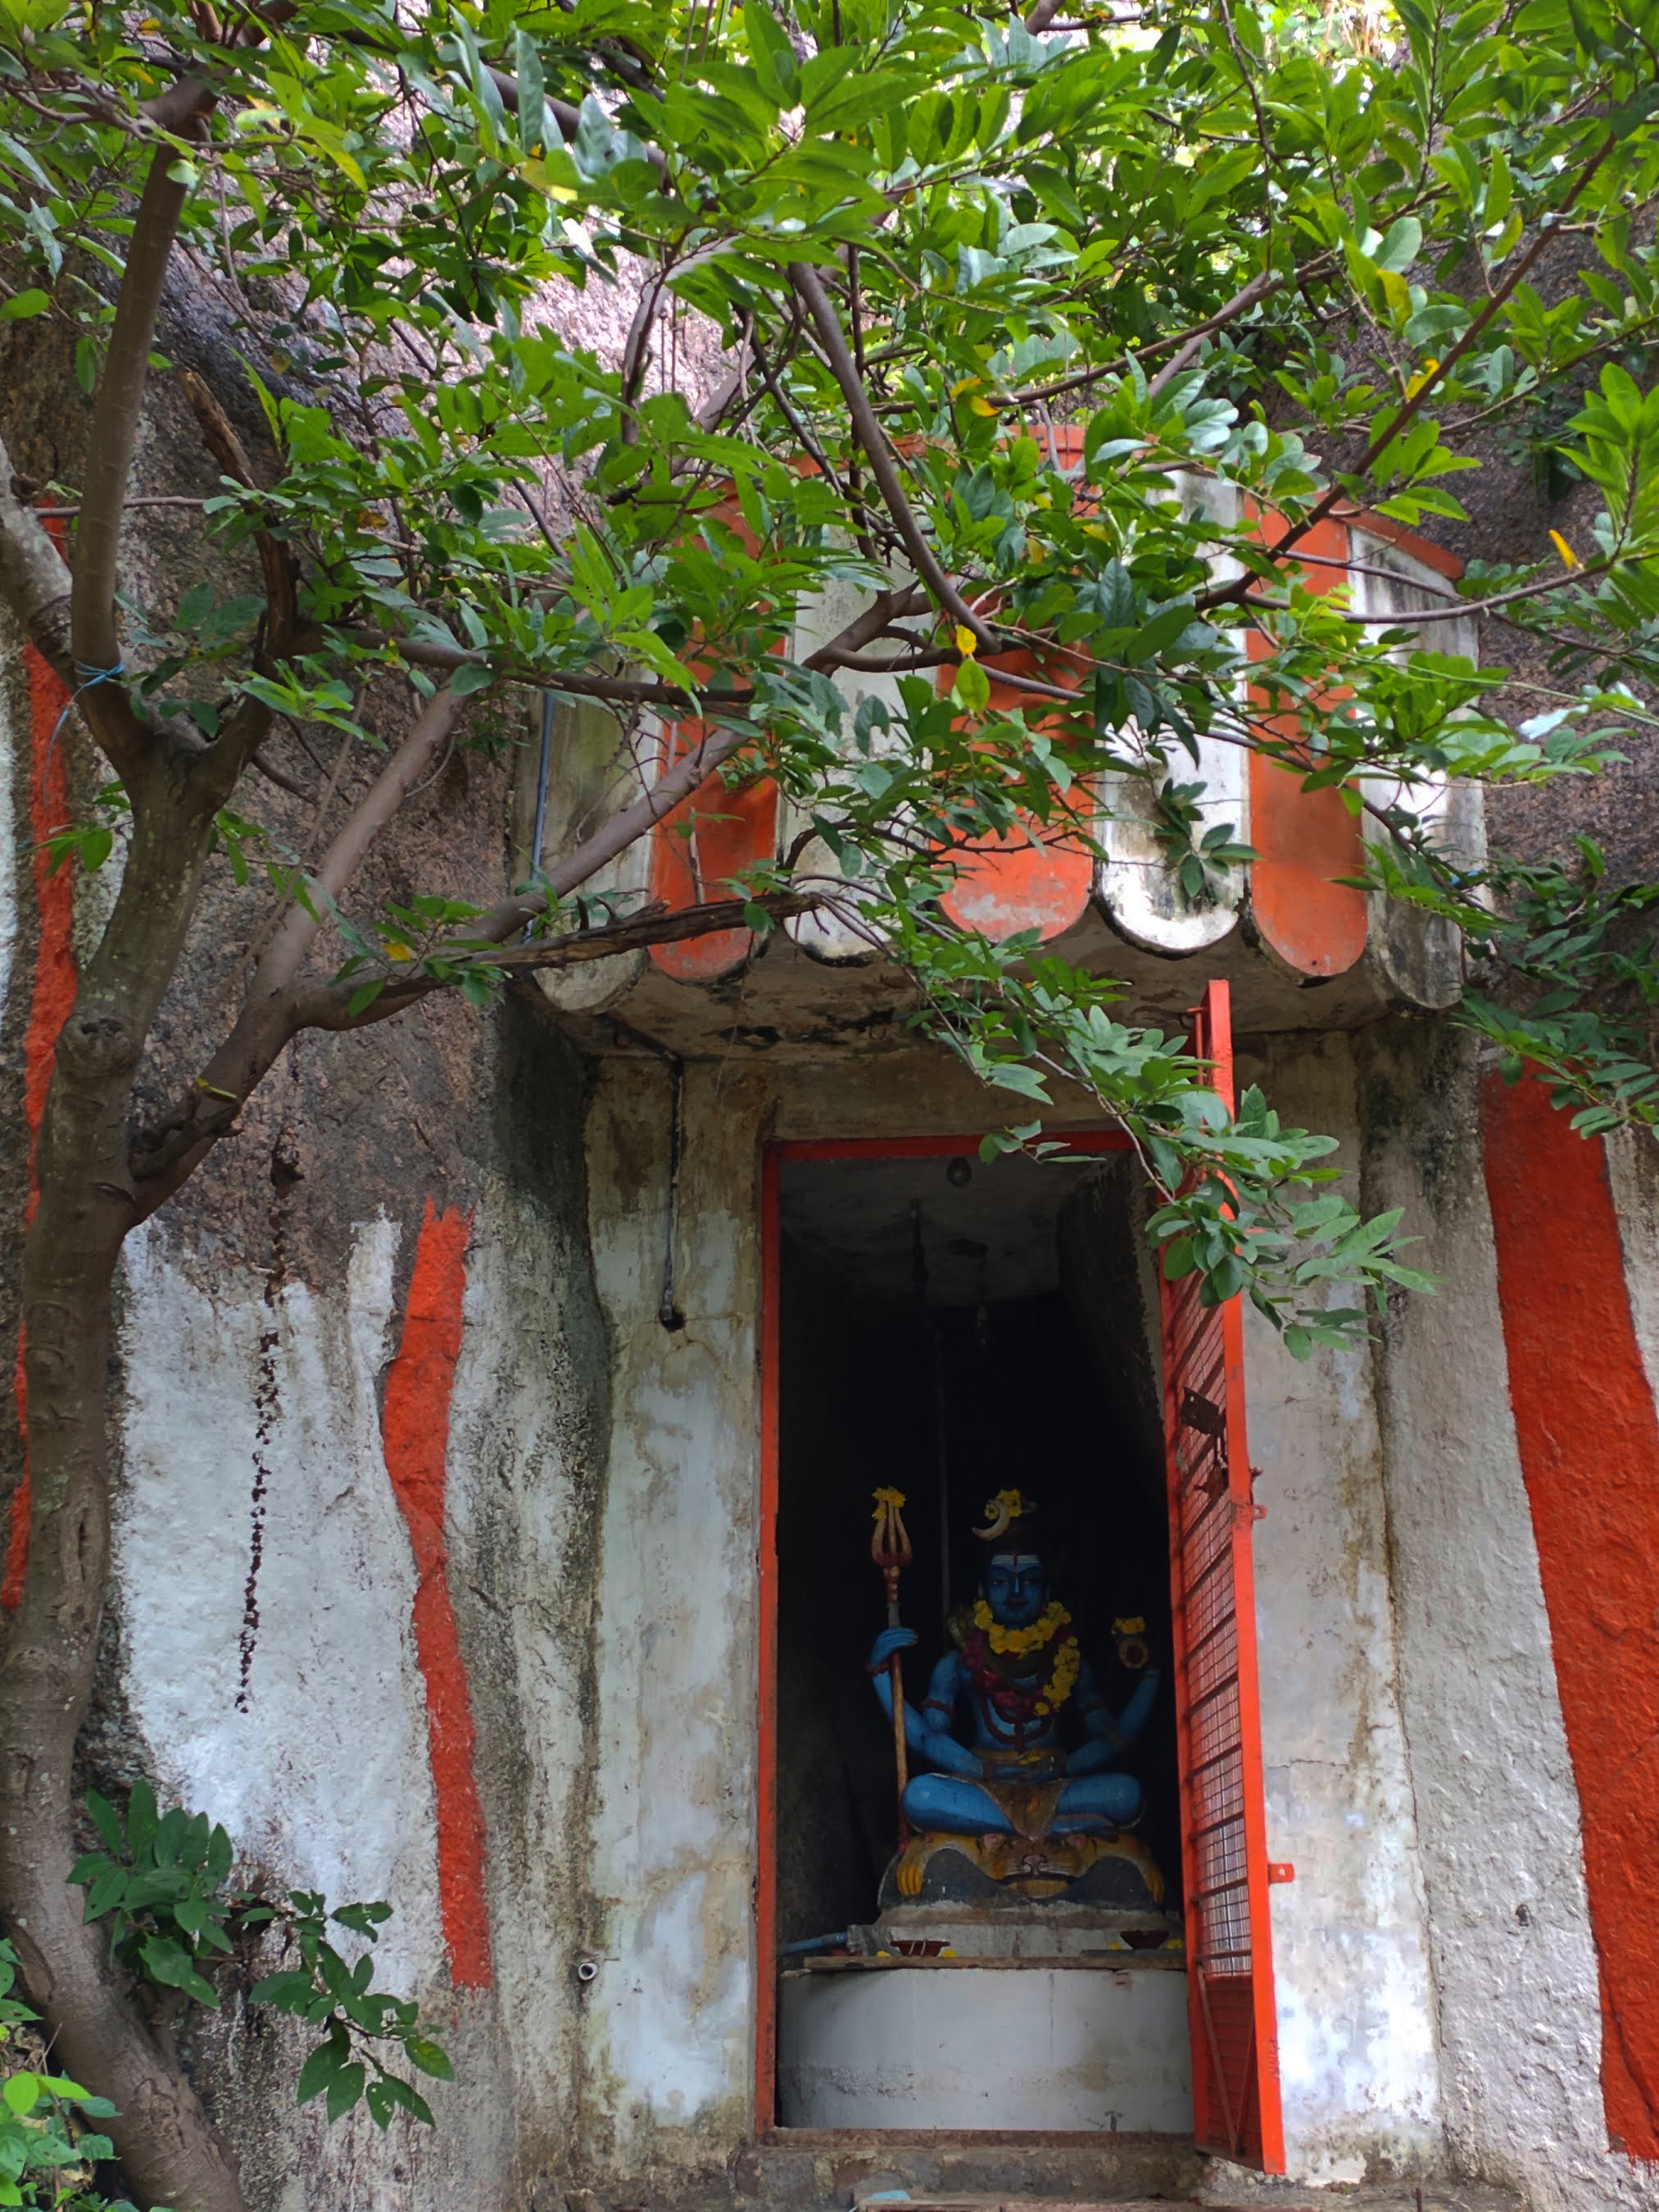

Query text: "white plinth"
[777, 1961, 1193, 2132]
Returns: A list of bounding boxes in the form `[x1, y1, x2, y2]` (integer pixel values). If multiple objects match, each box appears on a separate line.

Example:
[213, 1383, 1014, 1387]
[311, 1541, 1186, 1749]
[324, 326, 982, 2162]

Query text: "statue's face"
[986, 1552, 1046, 1628]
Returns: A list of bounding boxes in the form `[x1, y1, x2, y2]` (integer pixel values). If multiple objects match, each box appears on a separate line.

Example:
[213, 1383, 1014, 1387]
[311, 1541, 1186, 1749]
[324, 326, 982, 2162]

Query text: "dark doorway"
[772, 1144, 1183, 1955]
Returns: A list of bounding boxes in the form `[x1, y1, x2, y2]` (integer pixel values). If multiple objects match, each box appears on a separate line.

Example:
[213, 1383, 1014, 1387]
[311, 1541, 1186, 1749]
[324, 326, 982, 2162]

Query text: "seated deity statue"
[868, 1489, 1164, 1906]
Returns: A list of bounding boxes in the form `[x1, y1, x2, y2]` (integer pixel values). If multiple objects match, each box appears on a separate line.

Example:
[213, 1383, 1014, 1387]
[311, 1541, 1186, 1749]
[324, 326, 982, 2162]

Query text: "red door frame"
[756, 1122, 1282, 2143]
[1159, 986, 1286, 2170]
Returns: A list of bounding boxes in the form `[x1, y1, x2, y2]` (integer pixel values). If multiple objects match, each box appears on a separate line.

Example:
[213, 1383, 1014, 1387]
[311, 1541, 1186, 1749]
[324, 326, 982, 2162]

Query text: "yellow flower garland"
[973, 1597, 1070, 1655]
[971, 1598, 1080, 1716]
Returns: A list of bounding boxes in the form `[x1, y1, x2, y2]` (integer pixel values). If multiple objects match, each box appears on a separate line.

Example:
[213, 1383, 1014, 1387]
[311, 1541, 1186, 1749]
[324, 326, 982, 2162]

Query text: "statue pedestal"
[777, 1955, 1192, 2132]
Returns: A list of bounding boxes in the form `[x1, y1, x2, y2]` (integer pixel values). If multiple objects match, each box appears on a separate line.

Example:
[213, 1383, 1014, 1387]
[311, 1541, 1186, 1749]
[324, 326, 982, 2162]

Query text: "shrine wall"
[1235, 1033, 1442, 2187]
[1359, 1017, 1659, 2212]
[570, 1036, 1455, 2189]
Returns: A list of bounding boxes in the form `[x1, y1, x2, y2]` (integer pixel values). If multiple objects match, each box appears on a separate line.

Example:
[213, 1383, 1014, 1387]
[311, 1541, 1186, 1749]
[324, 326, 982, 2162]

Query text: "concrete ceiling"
[778, 1150, 1104, 1308]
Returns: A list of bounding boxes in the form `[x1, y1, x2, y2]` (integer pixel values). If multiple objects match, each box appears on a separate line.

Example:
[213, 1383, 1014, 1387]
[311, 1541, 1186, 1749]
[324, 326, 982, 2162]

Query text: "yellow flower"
[1550, 529, 1580, 570]
[972, 1598, 1072, 1655]
[1112, 1616, 1146, 1636]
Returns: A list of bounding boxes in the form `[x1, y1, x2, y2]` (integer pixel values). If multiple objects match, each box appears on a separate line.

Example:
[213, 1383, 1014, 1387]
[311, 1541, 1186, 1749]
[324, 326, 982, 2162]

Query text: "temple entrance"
[764, 1136, 1191, 2134]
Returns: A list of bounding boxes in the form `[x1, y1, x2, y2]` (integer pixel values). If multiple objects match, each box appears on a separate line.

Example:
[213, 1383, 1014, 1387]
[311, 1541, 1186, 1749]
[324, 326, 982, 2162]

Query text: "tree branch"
[1145, 267, 1276, 399]
[249, 682, 465, 1000]
[125, 886, 817, 1213]
[1218, 136, 1618, 592]
[788, 262, 1000, 652]
[469, 718, 754, 944]
[72, 138, 201, 712]
[0, 431, 74, 678]
[178, 368, 297, 658]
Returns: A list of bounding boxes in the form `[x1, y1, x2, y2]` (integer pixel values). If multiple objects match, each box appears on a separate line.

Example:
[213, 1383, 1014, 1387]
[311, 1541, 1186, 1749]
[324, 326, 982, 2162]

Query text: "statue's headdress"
[974, 1487, 1040, 1554]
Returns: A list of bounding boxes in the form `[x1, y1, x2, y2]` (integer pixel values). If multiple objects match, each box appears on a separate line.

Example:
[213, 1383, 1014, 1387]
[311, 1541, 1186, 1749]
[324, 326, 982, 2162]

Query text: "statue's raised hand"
[868, 1625, 918, 1671]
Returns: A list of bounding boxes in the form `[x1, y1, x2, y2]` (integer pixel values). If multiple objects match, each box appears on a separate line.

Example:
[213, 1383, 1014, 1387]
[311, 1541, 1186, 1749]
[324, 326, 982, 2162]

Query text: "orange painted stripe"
[382, 1202, 493, 1989]
[1483, 1074, 1659, 2158]
[3, 642, 79, 1613]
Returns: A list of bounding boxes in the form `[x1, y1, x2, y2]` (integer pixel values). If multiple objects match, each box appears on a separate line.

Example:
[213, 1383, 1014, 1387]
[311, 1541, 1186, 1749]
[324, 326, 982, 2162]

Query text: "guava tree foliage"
[2, 0, 1659, 2199]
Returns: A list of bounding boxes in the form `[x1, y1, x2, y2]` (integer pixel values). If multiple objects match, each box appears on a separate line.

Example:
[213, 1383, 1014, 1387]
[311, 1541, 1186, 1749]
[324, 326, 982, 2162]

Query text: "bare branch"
[347, 578, 933, 705]
[788, 262, 1001, 653]
[0, 429, 74, 678]
[251, 682, 464, 999]
[470, 719, 753, 944]
[73, 138, 202, 699]
[177, 369, 297, 655]
[127, 887, 817, 1213]
[1145, 268, 1276, 399]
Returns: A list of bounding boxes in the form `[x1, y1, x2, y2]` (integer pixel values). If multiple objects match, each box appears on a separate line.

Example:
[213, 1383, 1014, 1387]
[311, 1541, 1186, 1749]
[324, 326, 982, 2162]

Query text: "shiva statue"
[868, 1489, 1164, 1906]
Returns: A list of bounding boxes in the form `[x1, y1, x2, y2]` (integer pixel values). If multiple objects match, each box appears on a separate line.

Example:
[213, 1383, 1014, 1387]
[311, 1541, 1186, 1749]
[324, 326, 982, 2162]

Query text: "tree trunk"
[0, 749, 252, 2212]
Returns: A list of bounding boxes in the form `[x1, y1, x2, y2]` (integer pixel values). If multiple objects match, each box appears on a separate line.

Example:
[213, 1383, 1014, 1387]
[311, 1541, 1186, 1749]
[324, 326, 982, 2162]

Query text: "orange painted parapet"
[937, 646, 1095, 945]
[1242, 510, 1369, 981]
[1484, 1077, 1659, 2160]
[4, 635, 79, 1616]
[638, 456, 1463, 983]
[647, 714, 780, 982]
[382, 1200, 494, 1991]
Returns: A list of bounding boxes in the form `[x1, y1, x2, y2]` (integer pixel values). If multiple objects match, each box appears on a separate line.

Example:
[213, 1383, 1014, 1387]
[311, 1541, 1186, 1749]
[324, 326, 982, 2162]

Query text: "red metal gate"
[1160, 981, 1285, 2170]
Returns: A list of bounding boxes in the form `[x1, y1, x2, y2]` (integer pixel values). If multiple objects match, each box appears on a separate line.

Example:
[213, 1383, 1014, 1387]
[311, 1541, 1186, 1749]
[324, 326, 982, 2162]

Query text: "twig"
[32, 496, 208, 518]
[1230, 136, 1618, 588]
[788, 263, 1000, 652]
[250, 684, 464, 999]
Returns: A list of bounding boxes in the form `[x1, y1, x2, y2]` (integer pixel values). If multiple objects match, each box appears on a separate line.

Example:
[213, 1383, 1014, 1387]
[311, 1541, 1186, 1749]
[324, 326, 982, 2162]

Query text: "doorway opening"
[762, 1135, 1191, 2135]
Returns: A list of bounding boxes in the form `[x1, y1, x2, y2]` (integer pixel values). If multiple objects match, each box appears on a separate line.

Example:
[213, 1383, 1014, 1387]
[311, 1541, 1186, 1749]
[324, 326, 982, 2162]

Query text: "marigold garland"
[971, 1598, 1080, 1716]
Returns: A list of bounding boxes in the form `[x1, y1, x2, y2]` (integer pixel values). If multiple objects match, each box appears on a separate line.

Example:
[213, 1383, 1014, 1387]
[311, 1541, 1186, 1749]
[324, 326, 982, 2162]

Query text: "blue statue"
[868, 1488, 1163, 1902]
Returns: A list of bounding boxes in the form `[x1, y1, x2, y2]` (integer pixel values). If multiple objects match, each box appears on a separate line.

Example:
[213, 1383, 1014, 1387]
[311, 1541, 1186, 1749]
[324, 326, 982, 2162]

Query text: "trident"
[871, 1487, 913, 1840]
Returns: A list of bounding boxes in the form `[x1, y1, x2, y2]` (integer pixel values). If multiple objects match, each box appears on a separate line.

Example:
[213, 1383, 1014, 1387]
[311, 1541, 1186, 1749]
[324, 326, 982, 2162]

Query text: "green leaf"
[447, 660, 495, 698]
[324, 2063, 367, 2123]
[744, 0, 800, 105]
[404, 2037, 454, 2081]
[252, 1970, 321, 2011]
[297, 2038, 349, 2105]
[0, 289, 50, 322]
[514, 29, 546, 157]
[126, 1779, 157, 1860]
[953, 657, 991, 713]
[84, 1788, 124, 1855]
[83, 1865, 129, 1921]
[1376, 217, 1422, 273]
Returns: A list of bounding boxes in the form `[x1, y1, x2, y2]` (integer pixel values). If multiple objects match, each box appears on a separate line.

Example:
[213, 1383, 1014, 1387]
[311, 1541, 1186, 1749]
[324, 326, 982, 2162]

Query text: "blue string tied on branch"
[42, 658, 125, 798]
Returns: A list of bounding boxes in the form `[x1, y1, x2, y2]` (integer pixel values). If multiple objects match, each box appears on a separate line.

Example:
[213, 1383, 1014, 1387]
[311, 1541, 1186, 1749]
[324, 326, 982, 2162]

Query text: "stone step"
[850, 2185, 1527, 2212]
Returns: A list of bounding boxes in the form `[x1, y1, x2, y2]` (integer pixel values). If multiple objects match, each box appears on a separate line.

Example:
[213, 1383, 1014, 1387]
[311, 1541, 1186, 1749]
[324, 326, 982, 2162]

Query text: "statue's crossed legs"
[903, 1770, 1143, 1838]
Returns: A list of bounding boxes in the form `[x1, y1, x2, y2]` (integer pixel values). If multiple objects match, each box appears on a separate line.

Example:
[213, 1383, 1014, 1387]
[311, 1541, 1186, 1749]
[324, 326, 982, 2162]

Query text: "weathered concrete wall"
[103, 1004, 614, 2212]
[577, 1060, 768, 2175]
[1359, 1019, 1659, 2212]
[1237, 1035, 1442, 2187]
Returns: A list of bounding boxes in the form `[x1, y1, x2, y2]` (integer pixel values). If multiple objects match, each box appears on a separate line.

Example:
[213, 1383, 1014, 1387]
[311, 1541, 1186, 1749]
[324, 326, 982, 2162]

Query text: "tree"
[1, 0, 1657, 2201]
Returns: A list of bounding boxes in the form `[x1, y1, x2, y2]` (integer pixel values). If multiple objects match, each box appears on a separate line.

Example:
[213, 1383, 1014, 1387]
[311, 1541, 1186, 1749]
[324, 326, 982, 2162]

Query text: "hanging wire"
[910, 1200, 951, 1631]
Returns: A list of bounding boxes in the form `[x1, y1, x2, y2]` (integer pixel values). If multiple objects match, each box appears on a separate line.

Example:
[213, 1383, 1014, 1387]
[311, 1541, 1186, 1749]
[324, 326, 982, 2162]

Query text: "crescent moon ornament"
[974, 1487, 1031, 1542]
